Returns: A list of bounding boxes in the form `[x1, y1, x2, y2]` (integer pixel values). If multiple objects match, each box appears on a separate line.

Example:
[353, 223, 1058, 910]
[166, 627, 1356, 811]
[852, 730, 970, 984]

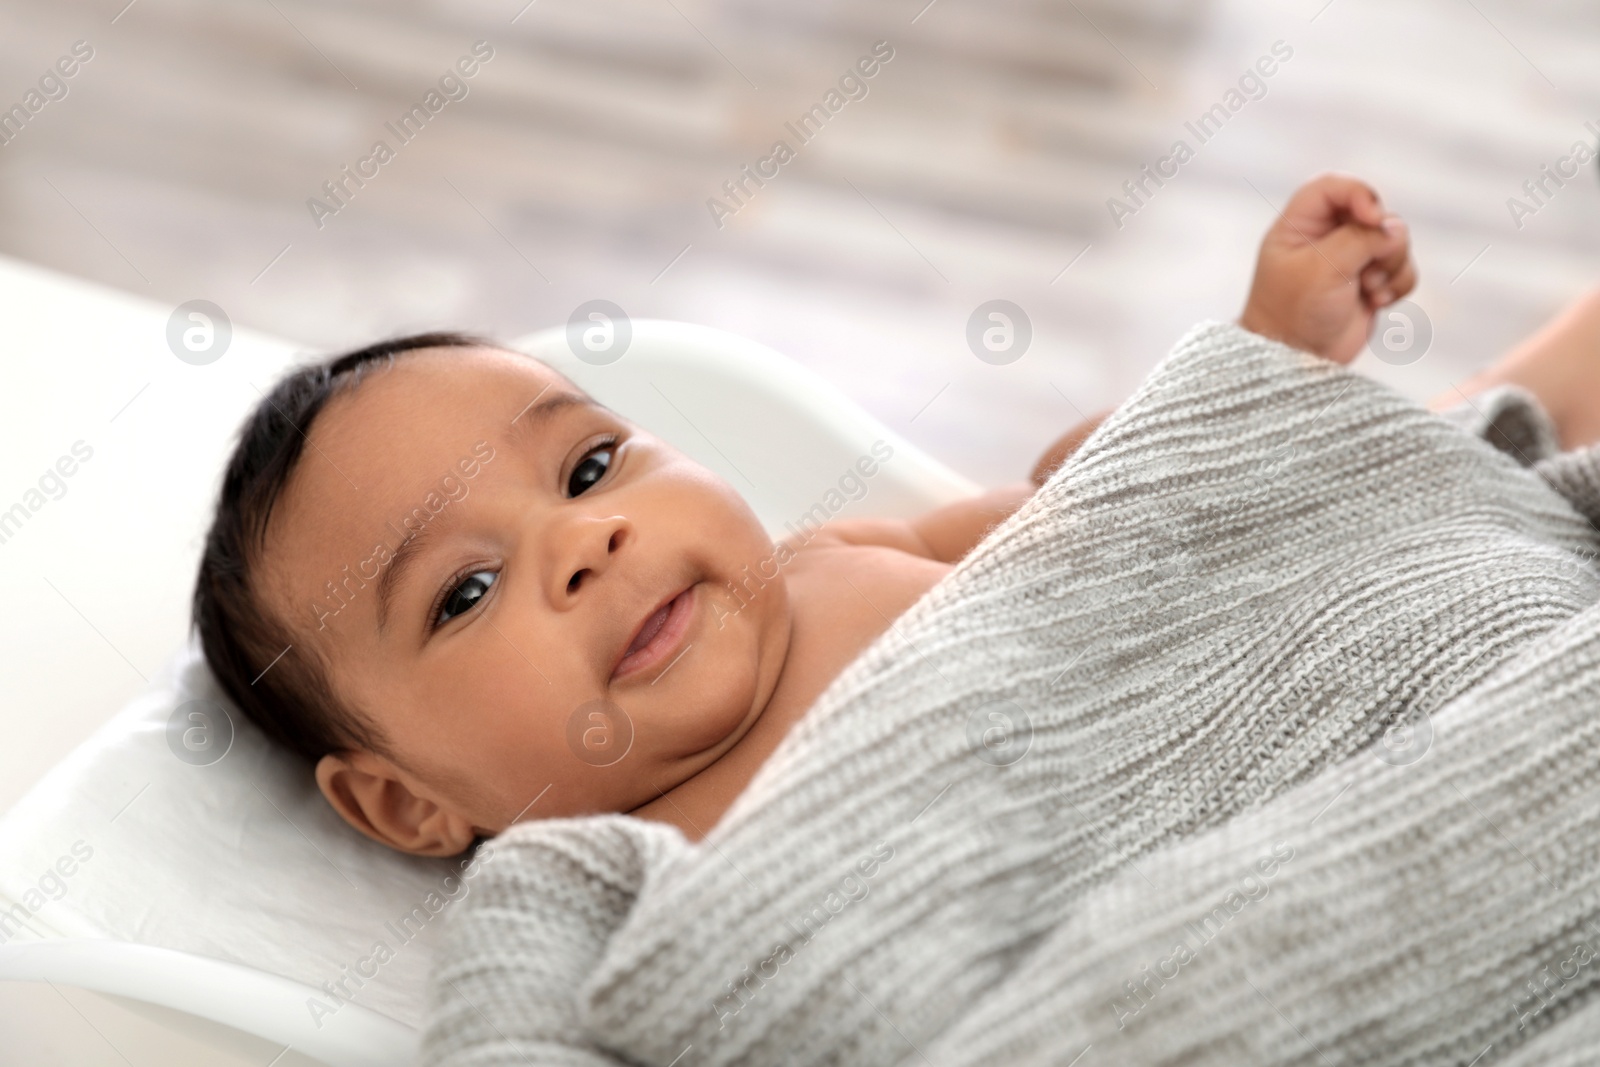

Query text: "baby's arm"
[818, 485, 1035, 563]
[1427, 286, 1600, 452]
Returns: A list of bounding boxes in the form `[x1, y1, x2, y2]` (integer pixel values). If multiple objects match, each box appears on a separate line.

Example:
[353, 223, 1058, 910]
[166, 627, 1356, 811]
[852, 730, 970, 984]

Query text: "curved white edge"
[0, 939, 418, 1067]
[512, 320, 984, 504]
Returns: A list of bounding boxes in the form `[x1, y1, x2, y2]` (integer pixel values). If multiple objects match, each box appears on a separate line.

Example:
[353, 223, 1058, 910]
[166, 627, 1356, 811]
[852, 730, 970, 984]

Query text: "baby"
[191, 173, 1589, 857]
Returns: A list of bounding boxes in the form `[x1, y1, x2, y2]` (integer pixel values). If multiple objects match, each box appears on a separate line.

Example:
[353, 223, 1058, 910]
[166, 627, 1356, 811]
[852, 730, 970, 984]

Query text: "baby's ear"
[314, 750, 478, 857]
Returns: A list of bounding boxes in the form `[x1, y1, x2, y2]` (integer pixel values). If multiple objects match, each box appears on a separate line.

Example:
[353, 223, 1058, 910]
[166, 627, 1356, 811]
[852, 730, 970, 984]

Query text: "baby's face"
[259, 346, 790, 850]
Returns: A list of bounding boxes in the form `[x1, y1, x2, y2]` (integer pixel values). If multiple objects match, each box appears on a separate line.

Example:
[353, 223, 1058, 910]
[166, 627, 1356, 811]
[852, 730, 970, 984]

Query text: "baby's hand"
[1238, 173, 1416, 365]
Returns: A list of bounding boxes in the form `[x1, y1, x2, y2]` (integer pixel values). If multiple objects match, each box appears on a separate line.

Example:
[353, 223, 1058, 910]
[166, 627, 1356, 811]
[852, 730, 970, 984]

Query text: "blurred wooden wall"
[0, 0, 1596, 483]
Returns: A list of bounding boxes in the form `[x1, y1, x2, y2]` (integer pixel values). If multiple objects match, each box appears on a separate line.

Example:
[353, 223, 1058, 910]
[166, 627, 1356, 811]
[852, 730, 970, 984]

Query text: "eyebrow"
[374, 390, 599, 635]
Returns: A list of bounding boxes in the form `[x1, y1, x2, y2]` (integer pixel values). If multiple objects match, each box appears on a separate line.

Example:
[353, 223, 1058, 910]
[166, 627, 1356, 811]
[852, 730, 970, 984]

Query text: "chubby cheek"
[408, 640, 615, 821]
[457, 690, 646, 823]
[620, 458, 788, 752]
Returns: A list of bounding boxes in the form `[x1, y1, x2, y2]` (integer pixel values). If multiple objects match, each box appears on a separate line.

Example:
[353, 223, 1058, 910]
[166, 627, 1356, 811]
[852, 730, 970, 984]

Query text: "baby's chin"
[645, 587, 787, 774]
[659, 651, 769, 761]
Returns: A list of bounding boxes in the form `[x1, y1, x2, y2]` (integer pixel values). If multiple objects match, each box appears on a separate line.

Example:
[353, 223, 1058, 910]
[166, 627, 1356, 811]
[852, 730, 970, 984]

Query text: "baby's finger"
[1367, 260, 1418, 310]
[1385, 258, 1418, 302]
[1320, 218, 1402, 281]
[1372, 215, 1411, 275]
[1281, 172, 1385, 238]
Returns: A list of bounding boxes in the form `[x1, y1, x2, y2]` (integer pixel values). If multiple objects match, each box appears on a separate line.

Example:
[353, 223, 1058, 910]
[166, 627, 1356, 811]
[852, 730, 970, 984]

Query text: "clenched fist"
[1239, 173, 1417, 365]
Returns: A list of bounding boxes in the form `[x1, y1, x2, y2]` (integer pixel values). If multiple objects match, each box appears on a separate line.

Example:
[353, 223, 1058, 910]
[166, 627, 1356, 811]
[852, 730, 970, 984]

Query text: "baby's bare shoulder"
[781, 521, 951, 617]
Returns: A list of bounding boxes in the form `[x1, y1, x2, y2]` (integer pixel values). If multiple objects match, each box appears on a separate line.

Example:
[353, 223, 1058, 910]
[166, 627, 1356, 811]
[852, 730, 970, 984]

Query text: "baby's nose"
[557, 517, 630, 601]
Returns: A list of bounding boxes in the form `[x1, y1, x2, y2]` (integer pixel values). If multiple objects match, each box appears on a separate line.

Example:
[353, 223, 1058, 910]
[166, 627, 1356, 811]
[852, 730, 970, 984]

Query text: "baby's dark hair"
[192, 330, 491, 767]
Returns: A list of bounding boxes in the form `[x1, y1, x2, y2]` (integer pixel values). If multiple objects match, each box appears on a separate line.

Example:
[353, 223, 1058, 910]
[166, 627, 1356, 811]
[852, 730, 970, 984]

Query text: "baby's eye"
[567, 442, 614, 497]
[437, 570, 497, 626]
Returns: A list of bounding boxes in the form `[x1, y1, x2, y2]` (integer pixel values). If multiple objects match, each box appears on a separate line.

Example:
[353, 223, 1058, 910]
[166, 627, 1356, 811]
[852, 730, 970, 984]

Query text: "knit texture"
[421, 320, 1600, 1066]
[923, 586, 1600, 1065]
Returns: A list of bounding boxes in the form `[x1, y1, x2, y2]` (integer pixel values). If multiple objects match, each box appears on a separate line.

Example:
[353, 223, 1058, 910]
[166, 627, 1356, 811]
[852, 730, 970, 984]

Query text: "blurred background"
[1, 0, 1598, 1062]
[3, 0, 1596, 485]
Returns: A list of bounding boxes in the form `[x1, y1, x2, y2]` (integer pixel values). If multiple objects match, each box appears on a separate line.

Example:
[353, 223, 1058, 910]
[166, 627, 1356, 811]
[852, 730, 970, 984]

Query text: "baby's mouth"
[611, 584, 697, 681]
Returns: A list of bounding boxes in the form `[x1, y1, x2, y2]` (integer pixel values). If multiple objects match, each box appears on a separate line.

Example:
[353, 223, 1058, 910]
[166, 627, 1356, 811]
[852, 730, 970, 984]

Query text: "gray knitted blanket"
[422, 321, 1600, 1066]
